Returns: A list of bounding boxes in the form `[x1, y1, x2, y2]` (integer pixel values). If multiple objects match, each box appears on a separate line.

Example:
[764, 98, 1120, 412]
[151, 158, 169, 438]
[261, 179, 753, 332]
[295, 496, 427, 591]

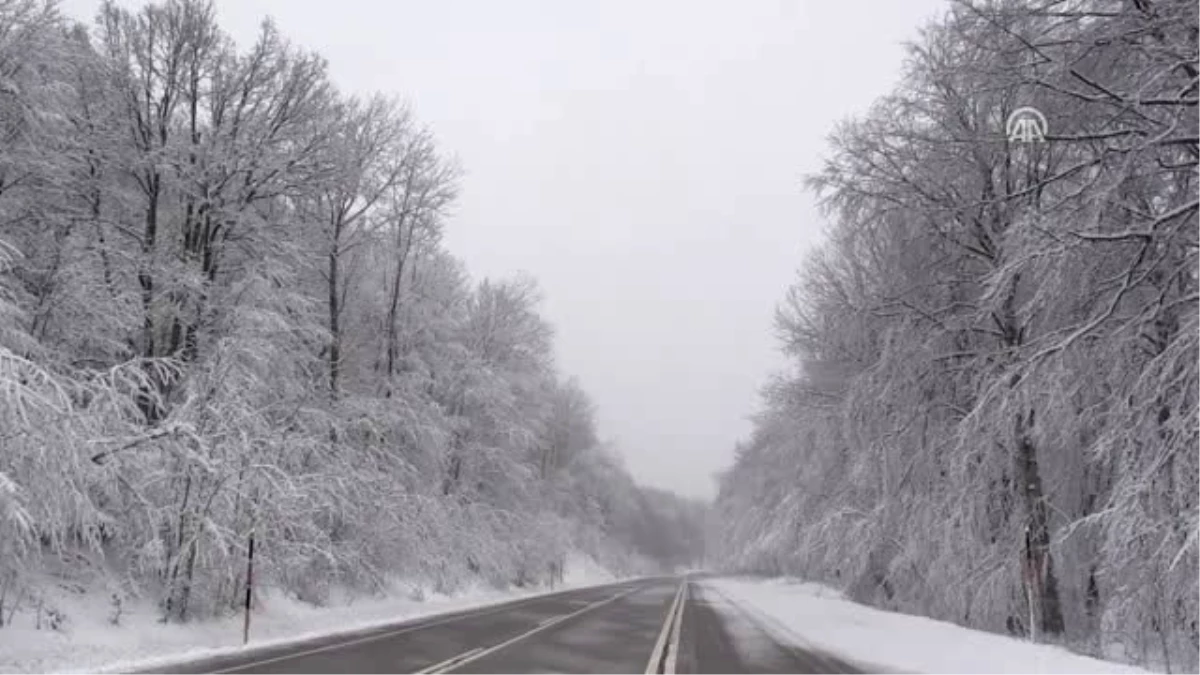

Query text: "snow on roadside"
[703, 577, 1150, 674]
[0, 556, 625, 674]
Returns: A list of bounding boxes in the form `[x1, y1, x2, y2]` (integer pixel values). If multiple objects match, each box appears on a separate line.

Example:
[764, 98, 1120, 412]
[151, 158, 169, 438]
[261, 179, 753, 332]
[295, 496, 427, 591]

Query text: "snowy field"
[703, 577, 1151, 674]
[0, 556, 623, 674]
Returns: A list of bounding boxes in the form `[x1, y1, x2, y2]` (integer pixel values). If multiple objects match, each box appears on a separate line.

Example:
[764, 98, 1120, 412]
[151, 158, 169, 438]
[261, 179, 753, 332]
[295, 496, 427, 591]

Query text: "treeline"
[621, 487, 707, 571]
[0, 0, 700, 625]
[711, 0, 1197, 671]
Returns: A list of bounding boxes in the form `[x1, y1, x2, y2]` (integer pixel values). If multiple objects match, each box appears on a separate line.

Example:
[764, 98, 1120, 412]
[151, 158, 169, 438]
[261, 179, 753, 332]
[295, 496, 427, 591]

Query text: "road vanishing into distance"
[151, 576, 857, 674]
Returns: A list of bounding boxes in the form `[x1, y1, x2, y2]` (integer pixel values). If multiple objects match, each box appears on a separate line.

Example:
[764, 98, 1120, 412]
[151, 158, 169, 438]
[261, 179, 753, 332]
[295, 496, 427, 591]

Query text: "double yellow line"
[420, 578, 689, 674]
[644, 580, 688, 674]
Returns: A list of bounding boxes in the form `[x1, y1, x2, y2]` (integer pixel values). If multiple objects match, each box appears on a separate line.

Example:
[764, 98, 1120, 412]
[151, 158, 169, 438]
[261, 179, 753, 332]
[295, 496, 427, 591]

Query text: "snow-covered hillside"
[0, 557, 626, 674]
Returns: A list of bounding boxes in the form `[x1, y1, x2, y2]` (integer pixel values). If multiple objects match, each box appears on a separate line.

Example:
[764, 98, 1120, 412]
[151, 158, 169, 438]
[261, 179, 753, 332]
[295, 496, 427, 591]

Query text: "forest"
[710, 0, 1198, 671]
[0, 0, 704, 629]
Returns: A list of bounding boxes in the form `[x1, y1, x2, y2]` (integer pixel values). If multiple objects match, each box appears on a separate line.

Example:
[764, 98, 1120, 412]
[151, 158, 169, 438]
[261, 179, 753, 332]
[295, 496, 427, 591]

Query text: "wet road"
[152, 576, 857, 674]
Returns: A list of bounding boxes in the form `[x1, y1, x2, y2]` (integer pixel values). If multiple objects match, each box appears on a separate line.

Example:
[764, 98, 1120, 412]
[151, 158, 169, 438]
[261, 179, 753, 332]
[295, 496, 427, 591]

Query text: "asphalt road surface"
[152, 576, 857, 674]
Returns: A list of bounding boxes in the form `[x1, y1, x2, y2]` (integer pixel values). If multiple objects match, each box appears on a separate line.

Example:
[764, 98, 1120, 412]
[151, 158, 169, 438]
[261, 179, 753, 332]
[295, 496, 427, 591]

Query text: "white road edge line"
[664, 581, 687, 674]
[644, 581, 686, 674]
[208, 581, 639, 674]
[414, 647, 483, 674]
[420, 586, 642, 674]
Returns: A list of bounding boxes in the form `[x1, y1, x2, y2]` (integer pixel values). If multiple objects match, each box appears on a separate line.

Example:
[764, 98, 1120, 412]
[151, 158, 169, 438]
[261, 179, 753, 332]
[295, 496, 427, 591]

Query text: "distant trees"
[0, 0, 700, 628]
[712, 0, 1197, 671]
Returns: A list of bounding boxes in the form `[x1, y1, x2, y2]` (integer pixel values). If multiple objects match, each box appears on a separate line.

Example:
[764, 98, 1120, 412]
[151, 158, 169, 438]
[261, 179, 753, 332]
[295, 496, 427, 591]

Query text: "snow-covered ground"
[0, 555, 623, 674]
[703, 577, 1150, 674]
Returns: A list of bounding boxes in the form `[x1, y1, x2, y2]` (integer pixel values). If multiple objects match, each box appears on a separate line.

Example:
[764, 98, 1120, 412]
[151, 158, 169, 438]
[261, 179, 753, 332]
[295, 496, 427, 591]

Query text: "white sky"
[61, 0, 946, 499]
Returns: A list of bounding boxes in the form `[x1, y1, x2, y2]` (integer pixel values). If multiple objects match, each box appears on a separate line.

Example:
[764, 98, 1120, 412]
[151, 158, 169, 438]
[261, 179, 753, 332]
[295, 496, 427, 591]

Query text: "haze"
[62, 0, 945, 498]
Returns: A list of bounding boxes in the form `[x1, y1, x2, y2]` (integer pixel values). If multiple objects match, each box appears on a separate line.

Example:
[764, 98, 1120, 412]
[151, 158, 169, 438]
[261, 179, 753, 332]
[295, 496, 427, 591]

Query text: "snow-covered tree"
[0, 0, 703, 632]
[712, 0, 1197, 670]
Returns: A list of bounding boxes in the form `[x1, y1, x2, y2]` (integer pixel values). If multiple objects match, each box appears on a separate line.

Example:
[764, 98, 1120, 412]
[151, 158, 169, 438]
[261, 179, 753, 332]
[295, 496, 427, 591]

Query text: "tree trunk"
[1015, 407, 1065, 637]
[243, 533, 255, 644]
[383, 221, 411, 394]
[139, 177, 160, 358]
[327, 229, 342, 399]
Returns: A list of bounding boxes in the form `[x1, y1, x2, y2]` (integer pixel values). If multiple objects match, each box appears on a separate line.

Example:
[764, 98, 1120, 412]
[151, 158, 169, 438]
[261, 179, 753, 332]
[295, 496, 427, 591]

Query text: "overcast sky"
[62, 0, 946, 499]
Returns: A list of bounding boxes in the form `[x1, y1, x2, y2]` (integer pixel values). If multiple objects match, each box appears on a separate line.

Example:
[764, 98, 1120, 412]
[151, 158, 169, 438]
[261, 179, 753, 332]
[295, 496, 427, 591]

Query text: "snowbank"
[0, 556, 625, 674]
[704, 577, 1150, 674]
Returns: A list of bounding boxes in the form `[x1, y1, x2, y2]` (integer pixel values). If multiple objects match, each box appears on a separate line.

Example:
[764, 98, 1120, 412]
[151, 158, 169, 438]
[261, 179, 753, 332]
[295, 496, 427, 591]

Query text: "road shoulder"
[683, 582, 858, 674]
